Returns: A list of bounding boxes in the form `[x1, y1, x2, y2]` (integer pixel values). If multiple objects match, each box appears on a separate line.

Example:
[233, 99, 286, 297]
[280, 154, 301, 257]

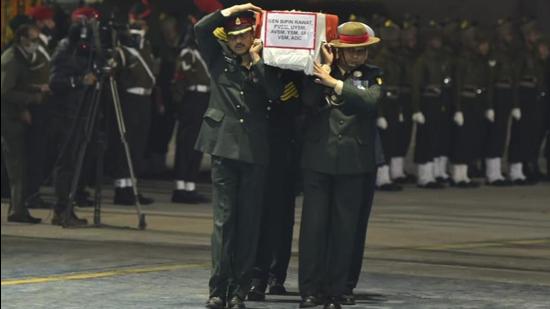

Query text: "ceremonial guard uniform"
[112, 3, 156, 205]
[451, 31, 494, 187]
[372, 19, 403, 191]
[171, 20, 211, 204]
[411, 21, 452, 188]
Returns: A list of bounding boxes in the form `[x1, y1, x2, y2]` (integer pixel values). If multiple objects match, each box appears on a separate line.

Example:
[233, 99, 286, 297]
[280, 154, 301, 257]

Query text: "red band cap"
[339, 33, 370, 44]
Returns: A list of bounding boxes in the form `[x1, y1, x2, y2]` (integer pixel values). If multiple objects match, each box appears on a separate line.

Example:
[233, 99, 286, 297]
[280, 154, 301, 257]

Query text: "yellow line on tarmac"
[416, 238, 550, 251]
[1, 263, 209, 286]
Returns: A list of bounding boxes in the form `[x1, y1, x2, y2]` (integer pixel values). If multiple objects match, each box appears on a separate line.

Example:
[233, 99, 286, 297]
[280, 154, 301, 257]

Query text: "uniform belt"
[460, 87, 485, 98]
[187, 85, 210, 93]
[127, 87, 153, 96]
[422, 86, 442, 97]
[495, 82, 512, 88]
[518, 81, 537, 88]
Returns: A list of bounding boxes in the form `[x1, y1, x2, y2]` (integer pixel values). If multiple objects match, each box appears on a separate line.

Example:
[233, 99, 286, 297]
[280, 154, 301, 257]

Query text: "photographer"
[110, 3, 156, 205]
[1, 24, 45, 223]
[48, 7, 101, 226]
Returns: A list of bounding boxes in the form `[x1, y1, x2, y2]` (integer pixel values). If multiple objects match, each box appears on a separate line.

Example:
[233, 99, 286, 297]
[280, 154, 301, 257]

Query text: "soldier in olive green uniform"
[1, 25, 44, 223]
[111, 3, 156, 205]
[391, 20, 419, 183]
[451, 30, 494, 187]
[193, 4, 283, 309]
[298, 22, 382, 309]
[411, 21, 452, 188]
[26, 5, 57, 208]
[248, 72, 302, 301]
[508, 21, 543, 184]
[484, 19, 518, 186]
[371, 19, 403, 191]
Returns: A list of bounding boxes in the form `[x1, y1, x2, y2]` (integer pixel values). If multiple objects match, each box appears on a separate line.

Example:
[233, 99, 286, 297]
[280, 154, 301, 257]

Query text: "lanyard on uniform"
[123, 46, 156, 84]
[37, 45, 50, 61]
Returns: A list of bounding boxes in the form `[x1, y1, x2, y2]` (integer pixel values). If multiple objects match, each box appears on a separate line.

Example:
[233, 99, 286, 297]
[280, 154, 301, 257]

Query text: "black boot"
[114, 188, 154, 205]
[227, 296, 246, 309]
[247, 280, 266, 301]
[7, 212, 42, 224]
[51, 210, 88, 226]
[205, 296, 225, 309]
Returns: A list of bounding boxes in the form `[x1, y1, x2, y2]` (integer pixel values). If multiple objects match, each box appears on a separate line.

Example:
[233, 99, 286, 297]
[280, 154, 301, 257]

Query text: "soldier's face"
[340, 47, 368, 68]
[227, 30, 254, 56]
[478, 42, 490, 56]
[538, 44, 549, 60]
[37, 18, 56, 31]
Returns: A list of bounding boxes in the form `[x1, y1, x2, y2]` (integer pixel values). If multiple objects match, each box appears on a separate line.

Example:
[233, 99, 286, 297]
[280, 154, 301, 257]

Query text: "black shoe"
[205, 296, 225, 309]
[51, 211, 88, 226]
[486, 179, 513, 187]
[171, 190, 210, 204]
[393, 174, 416, 184]
[268, 282, 287, 295]
[300, 296, 322, 308]
[7, 213, 42, 224]
[511, 179, 529, 186]
[377, 183, 403, 192]
[340, 294, 355, 306]
[417, 181, 445, 189]
[114, 188, 154, 205]
[247, 284, 266, 301]
[436, 176, 451, 184]
[227, 296, 246, 309]
[323, 297, 342, 309]
[455, 181, 479, 188]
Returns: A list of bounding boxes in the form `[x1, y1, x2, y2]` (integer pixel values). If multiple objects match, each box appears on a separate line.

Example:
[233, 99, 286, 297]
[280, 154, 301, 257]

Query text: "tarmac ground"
[2, 180, 550, 308]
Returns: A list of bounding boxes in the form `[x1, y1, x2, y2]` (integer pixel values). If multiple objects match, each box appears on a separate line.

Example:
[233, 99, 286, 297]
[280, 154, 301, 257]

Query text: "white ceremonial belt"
[187, 85, 210, 93]
[127, 87, 153, 96]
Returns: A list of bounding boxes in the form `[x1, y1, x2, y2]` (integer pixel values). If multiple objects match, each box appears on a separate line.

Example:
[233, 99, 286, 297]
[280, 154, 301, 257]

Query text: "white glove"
[377, 117, 388, 130]
[485, 109, 495, 123]
[511, 108, 521, 121]
[453, 111, 464, 127]
[412, 112, 426, 124]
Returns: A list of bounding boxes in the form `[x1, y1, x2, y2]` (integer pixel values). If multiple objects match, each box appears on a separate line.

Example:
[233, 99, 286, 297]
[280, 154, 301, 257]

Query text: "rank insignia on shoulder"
[376, 77, 383, 85]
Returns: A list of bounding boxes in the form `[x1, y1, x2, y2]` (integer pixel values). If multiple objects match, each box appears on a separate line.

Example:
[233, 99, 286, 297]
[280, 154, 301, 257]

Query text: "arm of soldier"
[194, 11, 225, 66]
[1, 60, 40, 110]
[338, 80, 381, 113]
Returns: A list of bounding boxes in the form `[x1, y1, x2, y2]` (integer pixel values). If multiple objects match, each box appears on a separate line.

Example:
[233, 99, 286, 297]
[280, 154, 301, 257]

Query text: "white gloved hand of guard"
[412, 112, 426, 124]
[511, 108, 521, 121]
[377, 117, 388, 130]
[485, 109, 495, 122]
[453, 111, 464, 126]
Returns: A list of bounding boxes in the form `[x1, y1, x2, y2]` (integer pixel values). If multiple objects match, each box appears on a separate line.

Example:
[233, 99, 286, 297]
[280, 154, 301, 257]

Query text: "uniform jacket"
[193, 11, 283, 165]
[1, 46, 41, 121]
[301, 63, 383, 175]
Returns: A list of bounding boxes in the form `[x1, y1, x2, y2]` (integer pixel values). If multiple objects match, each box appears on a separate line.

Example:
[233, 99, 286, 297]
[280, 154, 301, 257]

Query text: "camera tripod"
[62, 65, 147, 230]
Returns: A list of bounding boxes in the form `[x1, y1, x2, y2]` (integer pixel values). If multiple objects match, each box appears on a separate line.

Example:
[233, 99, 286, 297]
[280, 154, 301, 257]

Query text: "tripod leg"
[109, 77, 147, 230]
[64, 81, 104, 226]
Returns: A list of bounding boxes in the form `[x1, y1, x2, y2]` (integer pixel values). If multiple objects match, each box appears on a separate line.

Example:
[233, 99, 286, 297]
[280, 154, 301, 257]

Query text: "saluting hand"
[225, 3, 263, 16]
[321, 43, 334, 66]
